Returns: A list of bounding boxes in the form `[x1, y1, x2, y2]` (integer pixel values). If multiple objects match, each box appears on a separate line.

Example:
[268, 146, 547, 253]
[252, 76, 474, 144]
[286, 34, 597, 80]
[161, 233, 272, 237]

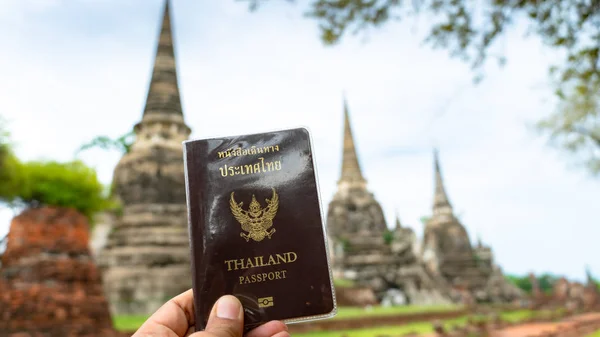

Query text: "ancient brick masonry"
[327, 98, 451, 305]
[0, 206, 115, 337]
[421, 150, 523, 304]
[97, 0, 193, 315]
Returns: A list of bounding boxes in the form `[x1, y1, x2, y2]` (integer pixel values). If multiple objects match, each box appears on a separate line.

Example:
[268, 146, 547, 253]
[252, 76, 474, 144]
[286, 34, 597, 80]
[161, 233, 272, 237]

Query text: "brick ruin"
[96, 0, 193, 315]
[0, 207, 115, 337]
[529, 271, 600, 311]
[328, 101, 523, 306]
[421, 150, 523, 304]
[327, 99, 452, 305]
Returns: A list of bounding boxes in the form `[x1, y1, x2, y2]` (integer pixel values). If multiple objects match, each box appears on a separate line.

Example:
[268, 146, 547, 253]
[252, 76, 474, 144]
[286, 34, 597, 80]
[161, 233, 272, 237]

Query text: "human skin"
[132, 289, 289, 337]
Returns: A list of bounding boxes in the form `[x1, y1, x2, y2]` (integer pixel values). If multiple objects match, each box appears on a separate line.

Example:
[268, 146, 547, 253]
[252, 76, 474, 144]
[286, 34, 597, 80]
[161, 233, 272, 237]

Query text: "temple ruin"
[421, 150, 522, 303]
[327, 98, 452, 305]
[97, 0, 193, 315]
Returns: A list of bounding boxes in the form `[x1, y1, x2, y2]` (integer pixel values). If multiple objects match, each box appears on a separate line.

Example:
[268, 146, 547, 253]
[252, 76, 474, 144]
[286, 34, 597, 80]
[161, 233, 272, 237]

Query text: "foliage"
[0, 158, 116, 220]
[0, 116, 116, 220]
[0, 116, 22, 204]
[333, 278, 355, 288]
[77, 131, 135, 156]
[537, 76, 600, 174]
[505, 273, 559, 294]
[241, 0, 600, 175]
[382, 229, 394, 244]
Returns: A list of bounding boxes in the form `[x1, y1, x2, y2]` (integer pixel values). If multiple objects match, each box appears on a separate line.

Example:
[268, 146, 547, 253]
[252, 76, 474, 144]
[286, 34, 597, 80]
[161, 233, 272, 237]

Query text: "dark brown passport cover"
[183, 128, 336, 332]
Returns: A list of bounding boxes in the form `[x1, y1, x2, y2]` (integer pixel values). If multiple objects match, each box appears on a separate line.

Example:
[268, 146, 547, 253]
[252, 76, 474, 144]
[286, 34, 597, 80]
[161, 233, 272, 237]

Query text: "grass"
[587, 330, 600, 337]
[113, 307, 547, 335]
[113, 315, 149, 332]
[113, 305, 463, 331]
[333, 304, 461, 320]
[293, 316, 473, 337]
[333, 278, 356, 288]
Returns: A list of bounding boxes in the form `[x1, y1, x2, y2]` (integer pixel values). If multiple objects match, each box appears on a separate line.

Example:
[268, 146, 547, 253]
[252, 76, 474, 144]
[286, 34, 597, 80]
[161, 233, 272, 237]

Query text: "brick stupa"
[97, 0, 193, 315]
[0, 206, 115, 337]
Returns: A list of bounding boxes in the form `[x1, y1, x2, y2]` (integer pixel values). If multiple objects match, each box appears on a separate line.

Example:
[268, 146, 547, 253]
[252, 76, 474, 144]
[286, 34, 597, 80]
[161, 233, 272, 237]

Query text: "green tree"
[506, 274, 533, 294]
[506, 273, 559, 294]
[242, 0, 600, 175]
[0, 117, 116, 220]
[0, 117, 22, 204]
[0, 159, 116, 220]
[77, 131, 135, 156]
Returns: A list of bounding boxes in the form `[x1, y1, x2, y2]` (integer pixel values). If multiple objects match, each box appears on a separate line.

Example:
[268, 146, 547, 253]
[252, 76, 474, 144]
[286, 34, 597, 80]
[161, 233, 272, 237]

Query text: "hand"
[132, 289, 289, 337]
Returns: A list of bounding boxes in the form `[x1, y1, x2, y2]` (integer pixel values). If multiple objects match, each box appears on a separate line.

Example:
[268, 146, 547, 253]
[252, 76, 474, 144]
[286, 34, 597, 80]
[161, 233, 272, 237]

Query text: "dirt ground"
[489, 312, 600, 337]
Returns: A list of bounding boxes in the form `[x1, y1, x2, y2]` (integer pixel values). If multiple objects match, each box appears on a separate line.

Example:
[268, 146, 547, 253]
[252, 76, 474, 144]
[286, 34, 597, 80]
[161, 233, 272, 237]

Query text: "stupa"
[327, 99, 451, 304]
[97, 0, 193, 315]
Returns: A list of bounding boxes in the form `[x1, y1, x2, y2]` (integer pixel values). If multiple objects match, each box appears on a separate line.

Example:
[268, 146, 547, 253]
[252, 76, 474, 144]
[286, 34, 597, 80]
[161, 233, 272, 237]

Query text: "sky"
[0, 0, 598, 281]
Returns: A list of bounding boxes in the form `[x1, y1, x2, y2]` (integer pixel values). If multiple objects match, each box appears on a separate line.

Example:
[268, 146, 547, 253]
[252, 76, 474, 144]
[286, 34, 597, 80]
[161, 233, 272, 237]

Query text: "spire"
[395, 211, 402, 230]
[143, 0, 182, 117]
[433, 148, 453, 215]
[339, 96, 366, 184]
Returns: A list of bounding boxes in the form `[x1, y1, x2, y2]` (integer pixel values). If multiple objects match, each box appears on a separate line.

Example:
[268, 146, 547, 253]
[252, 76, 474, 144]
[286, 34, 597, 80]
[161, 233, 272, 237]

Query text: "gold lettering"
[275, 253, 286, 264]
[219, 165, 228, 177]
[233, 259, 245, 271]
[266, 161, 274, 171]
[224, 252, 297, 274]
[235, 270, 288, 285]
[260, 157, 266, 172]
[286, 252, 297, 263]
[228, 167, 235, 176]
[244, 164, 253, 174]
[274, 160, 281, 170]
[216, 145, 280, 160]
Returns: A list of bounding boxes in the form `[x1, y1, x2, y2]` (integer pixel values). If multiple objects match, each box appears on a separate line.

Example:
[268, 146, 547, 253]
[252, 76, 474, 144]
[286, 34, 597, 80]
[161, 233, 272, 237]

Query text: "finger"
[133, 289, 195, 337]
[245, 321, 288, 337]
[270, 331, 291, 337]
[202, 295, 244, 337]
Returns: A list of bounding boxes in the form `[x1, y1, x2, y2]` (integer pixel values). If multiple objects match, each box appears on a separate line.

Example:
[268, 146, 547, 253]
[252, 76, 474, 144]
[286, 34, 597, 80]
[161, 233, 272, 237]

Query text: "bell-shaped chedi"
[97, 0, 193, 315]
[326, 100, 451, 304]
[0, 207, 115, 336]
[421, 150, 481, 284]
[421, 150, 521, 303]
[327, 97, 387, 240]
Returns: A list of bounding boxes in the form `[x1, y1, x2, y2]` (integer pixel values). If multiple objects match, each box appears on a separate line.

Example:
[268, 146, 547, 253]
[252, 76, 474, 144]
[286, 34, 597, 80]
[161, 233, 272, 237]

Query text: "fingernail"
[216, 295, 242, 320]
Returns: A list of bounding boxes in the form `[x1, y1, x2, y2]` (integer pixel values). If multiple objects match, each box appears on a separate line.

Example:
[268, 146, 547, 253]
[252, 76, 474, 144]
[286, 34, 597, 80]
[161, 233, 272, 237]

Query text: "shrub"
[383, 230, 394, 245]
[0, 158, 116, 221]
[19, 160, 115, 219]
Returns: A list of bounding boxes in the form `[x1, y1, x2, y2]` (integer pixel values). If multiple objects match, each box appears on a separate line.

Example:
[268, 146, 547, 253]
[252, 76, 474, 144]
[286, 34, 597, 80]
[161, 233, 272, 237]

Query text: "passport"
[183, 128, 337, 332]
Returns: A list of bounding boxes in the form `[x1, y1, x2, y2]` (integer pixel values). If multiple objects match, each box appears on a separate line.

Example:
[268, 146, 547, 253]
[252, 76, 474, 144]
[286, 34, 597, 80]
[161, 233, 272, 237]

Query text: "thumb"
[196, 295, 244, 337]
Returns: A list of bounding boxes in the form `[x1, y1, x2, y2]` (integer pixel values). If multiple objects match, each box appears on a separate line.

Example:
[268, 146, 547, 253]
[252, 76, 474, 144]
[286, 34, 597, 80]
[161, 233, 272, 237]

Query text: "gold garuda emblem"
[230, 188, 279, 242]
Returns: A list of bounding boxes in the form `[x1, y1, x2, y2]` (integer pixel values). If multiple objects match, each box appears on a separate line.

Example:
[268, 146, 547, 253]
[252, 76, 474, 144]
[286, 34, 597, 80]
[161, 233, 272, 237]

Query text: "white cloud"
[0, 0, 598, 282]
